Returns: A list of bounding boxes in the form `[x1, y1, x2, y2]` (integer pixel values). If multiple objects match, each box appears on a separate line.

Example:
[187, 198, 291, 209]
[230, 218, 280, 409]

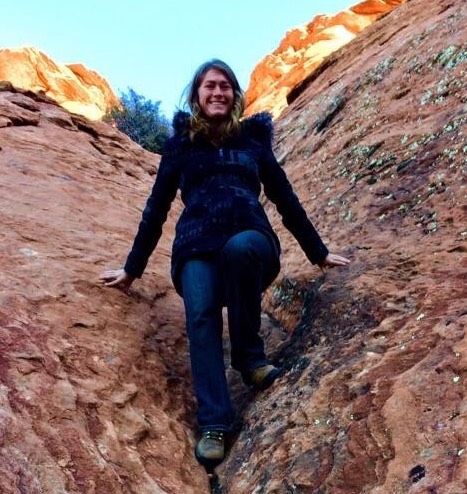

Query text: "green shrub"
[104, 87, 171, 154]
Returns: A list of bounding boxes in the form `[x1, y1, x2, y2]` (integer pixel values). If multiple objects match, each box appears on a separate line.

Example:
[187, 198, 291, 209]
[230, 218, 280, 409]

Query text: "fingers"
[321, 253, 351, 268]
[102, 278, 132, 292]
[100, 269, 121, 279]
[99, 275, 119, 286]
[99, 269, 131, 289]
[104, 278, 123, 287]
[99, 271, 116, 282]
[330, 255, 351, 266]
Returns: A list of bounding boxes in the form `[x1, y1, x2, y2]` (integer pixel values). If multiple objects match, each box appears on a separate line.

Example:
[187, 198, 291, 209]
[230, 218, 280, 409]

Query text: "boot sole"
[195, 447, 225, 469]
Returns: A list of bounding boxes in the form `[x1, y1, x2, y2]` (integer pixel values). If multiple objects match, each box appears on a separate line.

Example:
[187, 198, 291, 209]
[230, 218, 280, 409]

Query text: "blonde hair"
[183, 59, 245, 142]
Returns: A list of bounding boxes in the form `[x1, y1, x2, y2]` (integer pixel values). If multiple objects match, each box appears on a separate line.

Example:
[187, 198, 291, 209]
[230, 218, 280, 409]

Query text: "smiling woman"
[100, 58, 350, 470]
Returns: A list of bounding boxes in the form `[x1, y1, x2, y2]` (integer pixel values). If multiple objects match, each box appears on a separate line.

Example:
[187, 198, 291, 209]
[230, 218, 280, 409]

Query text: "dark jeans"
[180, 230, 278, 432]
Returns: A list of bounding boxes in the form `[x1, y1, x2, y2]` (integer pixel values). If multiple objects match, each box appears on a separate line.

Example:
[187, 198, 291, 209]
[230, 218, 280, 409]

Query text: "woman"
[100, 59, 350, 469]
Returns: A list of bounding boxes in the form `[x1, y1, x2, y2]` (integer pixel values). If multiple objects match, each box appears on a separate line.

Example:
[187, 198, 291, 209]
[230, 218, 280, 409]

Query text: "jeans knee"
[222, 230, 268, 266]
[222, 238, 251, 265]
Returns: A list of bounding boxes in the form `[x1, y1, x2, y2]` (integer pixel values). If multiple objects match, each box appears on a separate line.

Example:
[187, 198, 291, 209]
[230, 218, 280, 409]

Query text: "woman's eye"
[202, 82, 231, 91]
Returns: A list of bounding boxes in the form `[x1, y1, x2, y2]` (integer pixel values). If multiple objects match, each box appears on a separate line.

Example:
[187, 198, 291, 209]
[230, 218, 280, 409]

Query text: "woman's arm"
[123, 140, 182, 278]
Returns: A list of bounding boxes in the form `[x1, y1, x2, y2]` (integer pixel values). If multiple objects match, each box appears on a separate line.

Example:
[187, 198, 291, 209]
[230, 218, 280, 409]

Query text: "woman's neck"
[206, 121, 224, 147]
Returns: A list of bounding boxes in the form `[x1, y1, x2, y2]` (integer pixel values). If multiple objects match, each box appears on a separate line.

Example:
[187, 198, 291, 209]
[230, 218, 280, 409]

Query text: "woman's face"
[197, 68, 234, 120]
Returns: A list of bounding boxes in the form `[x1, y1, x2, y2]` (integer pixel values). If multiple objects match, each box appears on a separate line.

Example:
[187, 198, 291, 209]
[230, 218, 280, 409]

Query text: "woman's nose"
[212, 84, 223, 95]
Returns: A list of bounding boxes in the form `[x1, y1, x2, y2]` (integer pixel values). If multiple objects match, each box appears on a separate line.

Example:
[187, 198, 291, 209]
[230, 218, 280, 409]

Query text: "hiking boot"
[248, 364, 281, 390]
[195, 430, 225, 468]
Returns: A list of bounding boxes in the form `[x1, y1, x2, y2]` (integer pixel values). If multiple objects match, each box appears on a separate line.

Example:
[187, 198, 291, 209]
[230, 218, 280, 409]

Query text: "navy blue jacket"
[124, 111, 329, 294]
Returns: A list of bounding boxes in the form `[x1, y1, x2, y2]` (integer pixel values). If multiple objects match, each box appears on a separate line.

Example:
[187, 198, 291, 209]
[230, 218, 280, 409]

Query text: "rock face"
[244, 0, 407, 117]
[0, 0, 466, 493]
[0, 47, 119, 121]
[0, 84, 204, 493]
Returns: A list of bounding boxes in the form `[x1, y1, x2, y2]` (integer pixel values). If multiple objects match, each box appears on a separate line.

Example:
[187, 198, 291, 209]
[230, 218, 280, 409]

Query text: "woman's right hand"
[99, 268, 135, 291]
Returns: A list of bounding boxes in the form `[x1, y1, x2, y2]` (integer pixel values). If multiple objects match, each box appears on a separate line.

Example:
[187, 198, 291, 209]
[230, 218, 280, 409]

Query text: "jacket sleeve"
[259, 145, 329, 265]
[124, 140, 181, 278]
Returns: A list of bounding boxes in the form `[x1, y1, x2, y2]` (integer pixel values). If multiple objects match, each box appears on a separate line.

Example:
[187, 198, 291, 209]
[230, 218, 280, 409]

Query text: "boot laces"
[204, 431, 224, 442]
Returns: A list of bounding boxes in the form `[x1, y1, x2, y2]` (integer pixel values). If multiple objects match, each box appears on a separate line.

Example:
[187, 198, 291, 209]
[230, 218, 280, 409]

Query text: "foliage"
[104, 88, 171, 154]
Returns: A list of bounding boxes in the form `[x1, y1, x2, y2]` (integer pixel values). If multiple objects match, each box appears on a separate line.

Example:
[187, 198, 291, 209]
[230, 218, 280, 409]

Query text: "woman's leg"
[181, 258, 234, 432]
[220, 230, 278, 376]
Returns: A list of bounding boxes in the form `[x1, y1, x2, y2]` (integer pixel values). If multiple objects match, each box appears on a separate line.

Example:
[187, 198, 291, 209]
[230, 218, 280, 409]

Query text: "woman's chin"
[204, 112, 230, 122]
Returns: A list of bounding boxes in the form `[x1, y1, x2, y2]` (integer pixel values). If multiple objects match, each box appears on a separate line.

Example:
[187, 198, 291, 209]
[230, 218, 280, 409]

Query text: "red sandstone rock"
[0, 86, 204, 493]
[0, 47, 119, 121]
[0, 0, 465, 492]
[244, 0, 407, 117]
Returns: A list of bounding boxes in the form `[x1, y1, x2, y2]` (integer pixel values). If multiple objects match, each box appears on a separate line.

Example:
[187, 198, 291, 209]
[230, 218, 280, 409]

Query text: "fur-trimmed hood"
[171, 110, 274, 145]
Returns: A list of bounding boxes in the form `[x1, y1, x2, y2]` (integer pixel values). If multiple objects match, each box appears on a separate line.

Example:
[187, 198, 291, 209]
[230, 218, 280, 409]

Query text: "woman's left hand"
[318, 253, 351, 271]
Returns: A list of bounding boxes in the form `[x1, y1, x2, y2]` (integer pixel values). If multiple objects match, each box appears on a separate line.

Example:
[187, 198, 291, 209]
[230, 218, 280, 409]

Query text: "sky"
[2, 0, 352, 119]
